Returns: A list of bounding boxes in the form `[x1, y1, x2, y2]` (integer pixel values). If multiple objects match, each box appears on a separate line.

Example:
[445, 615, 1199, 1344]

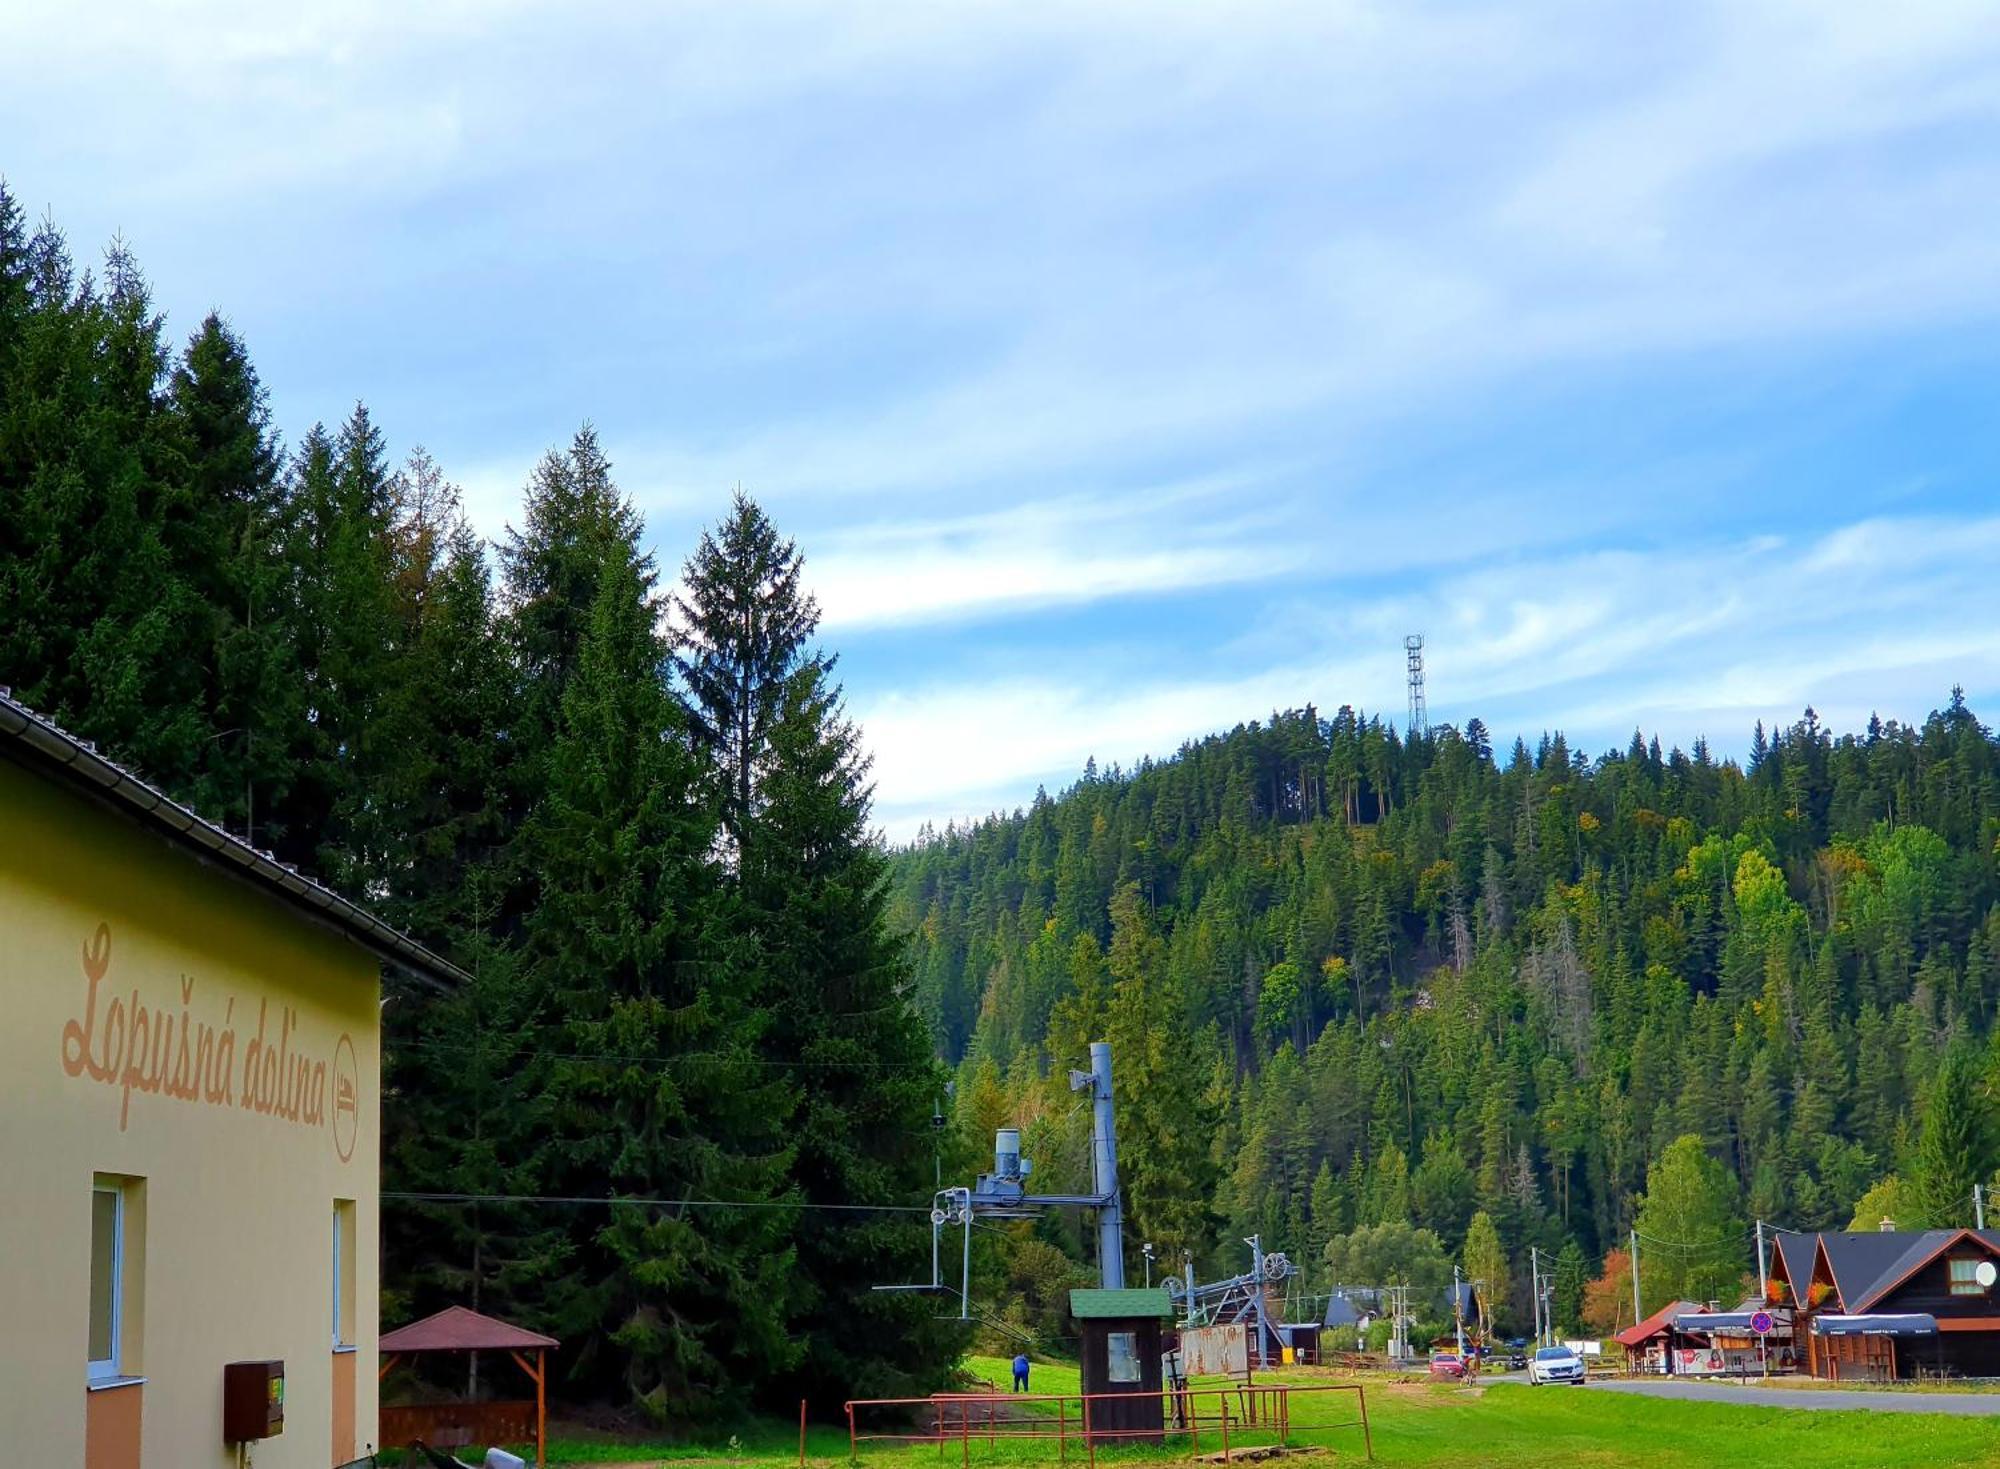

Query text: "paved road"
[1587, 1377, 2000, 1416]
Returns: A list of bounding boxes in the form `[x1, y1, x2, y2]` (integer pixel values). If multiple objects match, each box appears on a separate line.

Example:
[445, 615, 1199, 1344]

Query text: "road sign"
[1750, 1311, 1774, 1336]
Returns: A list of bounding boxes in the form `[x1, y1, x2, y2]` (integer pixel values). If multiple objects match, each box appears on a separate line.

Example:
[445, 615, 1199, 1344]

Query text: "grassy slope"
[954, 1358, 1999, 1469]
[501, 1357, 2000, 1468]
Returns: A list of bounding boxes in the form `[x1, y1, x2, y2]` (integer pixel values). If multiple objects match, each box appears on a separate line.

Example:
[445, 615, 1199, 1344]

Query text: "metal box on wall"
[223, 1360, 285, 1442]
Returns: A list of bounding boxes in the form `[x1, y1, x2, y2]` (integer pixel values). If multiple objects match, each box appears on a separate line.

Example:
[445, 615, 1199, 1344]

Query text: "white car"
[1528, 1346, 1585, 1384]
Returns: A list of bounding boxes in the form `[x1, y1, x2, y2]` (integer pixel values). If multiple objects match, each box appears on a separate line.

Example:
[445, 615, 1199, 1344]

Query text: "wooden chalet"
[1766, 1224, 2000, 1381]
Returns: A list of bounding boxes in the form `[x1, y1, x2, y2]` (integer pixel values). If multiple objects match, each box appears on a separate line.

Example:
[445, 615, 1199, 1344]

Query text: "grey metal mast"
[1082, 1040, 1125, 1288]
[880, 1041, 1131, 1310]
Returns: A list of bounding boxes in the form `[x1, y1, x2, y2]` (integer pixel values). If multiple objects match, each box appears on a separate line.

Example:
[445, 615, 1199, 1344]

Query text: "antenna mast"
[1405, 634, 1427, 738]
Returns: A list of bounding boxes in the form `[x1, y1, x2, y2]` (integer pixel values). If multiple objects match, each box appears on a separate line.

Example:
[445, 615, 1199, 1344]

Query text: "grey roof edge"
[0, 690, 469, 989]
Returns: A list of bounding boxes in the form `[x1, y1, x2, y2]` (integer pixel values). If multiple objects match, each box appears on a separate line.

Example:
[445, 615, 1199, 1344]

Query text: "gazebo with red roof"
[379, 1306, 559, 1467]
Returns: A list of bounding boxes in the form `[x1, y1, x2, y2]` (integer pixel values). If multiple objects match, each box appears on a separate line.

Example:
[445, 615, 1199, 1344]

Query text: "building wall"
[0, 759, 381, 1468]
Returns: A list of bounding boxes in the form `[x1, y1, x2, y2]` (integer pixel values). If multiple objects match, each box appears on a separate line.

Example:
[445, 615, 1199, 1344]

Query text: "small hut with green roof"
[1069, 1288, 1174, 1440]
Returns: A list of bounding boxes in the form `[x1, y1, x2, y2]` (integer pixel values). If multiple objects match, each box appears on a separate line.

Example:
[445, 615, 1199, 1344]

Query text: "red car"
[1428, 1352, 1466, 1379]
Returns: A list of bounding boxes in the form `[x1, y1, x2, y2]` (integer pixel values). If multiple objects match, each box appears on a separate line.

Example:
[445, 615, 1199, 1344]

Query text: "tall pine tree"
[676, 492, 955, 1404]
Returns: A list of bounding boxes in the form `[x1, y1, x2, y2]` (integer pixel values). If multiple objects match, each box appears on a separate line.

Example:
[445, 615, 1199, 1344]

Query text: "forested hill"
[888, 702, 2000, 1330]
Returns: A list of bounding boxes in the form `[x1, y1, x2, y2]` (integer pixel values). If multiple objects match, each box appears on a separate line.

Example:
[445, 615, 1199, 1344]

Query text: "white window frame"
[1106, 1330, 1142, 1383]
[89, 1183, 124, 1381]
[332, 1203, 345, 1348]
[332, 1200, 356, 1352]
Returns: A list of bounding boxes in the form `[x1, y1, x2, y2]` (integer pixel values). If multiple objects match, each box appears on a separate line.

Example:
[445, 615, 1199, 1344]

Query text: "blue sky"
[8, 2, 2000, 838]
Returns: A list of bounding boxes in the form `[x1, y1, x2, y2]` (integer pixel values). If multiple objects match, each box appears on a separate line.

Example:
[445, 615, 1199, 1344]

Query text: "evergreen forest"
[891, 698, 2000, 1343]
[0, 191, 957, 1419]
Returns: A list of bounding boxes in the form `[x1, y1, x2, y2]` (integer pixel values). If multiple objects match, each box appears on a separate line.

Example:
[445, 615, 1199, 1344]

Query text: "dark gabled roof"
[0, 690, 467, 989]
[1770, 1231, 1817, 1295]
[1070, 1288, 1174, 1320]
[1815, 1230, 1927, 1311]
[1851, 1230, 2000, 1313]
[1323, 1293, 1369, 1329]
[380, 1306, 558, 1354]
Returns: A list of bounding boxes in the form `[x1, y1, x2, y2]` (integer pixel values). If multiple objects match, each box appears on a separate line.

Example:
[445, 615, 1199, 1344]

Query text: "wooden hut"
[1070, 1288, 1174, 1443]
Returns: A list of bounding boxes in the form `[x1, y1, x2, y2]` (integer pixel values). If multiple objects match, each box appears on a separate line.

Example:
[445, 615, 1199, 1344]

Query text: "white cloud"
[862, 512, 2000, 838]
[805, 475, 1298, 628]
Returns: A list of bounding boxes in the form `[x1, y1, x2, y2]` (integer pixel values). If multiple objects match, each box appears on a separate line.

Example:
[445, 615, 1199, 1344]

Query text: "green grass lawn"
[477, 1356, 2000, 1468]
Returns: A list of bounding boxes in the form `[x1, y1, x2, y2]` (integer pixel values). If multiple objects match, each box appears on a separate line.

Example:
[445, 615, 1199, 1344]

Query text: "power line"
[1630, 1225, 1760, 1256]
[395, 1038, 945, 1071]
[385, 1190, 932, 1213]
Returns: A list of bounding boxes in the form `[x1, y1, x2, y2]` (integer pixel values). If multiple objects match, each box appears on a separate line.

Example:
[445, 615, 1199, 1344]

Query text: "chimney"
[1879, 1217, 1897, 1233]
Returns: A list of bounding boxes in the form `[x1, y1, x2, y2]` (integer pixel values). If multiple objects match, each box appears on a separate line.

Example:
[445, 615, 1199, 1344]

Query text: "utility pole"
[1977, 1183, 1987, 1230]
[1630, 1229, 1642, 1326]
[1530, 1248, 1542, 1348]
[1755, 1220, 1767, 1301]
[1454, 1265, 1465, 1356]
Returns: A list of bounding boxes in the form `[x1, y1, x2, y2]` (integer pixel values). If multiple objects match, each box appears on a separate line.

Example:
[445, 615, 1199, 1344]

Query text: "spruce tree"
[1912, 1051, 1991, 1229]
[267, 408, 398, 880]
[164, 312, 296, 835]
[673, 491, 825, 845]
[501, 426, 640, 763]
[521, 523, 799, 1414]
[1104, 880, 1224, 1260]
[674, 491, 954, 1403]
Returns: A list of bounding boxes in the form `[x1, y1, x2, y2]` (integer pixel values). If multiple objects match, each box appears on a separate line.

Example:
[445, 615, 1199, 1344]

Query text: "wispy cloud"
[862, 512, 2000, 839]
[806, 474, 1300, 628]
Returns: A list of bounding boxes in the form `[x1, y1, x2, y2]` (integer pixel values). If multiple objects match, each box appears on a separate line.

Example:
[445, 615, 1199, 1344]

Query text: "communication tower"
[1405, 634, 1427, 738]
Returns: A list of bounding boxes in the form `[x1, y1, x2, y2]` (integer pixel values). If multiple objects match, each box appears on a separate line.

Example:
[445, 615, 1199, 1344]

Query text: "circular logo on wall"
[332, 1033, 359, 1162]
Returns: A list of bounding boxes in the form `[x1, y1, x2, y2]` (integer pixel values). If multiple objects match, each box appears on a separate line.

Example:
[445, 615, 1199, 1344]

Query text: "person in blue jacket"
[1012, 1353, 1031, 1392]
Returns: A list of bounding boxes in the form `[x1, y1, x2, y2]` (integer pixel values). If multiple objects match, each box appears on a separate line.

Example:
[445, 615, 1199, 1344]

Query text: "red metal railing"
[843, 1382, 1371, 1465]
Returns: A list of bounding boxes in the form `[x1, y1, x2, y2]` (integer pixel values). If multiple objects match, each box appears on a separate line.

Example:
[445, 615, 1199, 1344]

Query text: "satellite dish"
[1976, 1260, 1997, 1289]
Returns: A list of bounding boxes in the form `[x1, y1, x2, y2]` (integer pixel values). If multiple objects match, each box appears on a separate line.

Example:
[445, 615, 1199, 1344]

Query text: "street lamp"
[1142, 1242, 1155, 1289]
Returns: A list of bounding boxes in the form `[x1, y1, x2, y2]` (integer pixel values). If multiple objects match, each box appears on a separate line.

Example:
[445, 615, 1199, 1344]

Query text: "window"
[89, 1185, 123, 1379]
[333, 1200, 357, 1348]
[1106, 1331, 1141, 1383]
[1949, 1257, 1985, 1296]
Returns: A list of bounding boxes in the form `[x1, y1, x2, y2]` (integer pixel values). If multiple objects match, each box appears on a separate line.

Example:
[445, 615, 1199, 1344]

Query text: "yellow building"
[0, 692, 465, 1468]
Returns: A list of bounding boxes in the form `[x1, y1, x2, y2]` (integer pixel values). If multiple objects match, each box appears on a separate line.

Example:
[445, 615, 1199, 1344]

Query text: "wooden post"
[534, 1349, 547, 1469]
[799, 1399, 808, 1469]
[961, 1393, 969, 1469]
[1220, 1400, 1231, 1465]
[1356, 1384, 1374, 1463]
[1083, 1394, 1095, 1469]
[847, 1401, 858, 1465]
[508, 1350, 548, 1469]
